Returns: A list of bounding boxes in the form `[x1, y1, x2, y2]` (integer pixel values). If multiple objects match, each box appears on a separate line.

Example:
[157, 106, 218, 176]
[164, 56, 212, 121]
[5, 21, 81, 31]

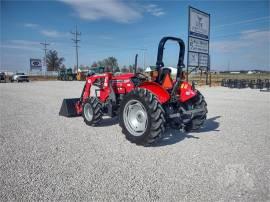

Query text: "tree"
[95, 60, 103, 67]
[46, 50, 65, 71]
[60, 64, 66, 70]
[128, 65, 133, 73]
[114, 66, 120, 73]
[121, 65, 128, 73]
[104, 57, 118, 67]
[97, 57, 118, 68]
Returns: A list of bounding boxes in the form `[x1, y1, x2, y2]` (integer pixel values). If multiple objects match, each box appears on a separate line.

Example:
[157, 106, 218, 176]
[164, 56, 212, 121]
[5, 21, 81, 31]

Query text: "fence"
[189, 73, 270, 86]
[27, 71, 58, 77]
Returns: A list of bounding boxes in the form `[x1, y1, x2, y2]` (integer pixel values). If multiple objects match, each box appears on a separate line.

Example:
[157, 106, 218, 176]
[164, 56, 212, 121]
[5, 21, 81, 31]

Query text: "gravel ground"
[0, 81, 270, 201]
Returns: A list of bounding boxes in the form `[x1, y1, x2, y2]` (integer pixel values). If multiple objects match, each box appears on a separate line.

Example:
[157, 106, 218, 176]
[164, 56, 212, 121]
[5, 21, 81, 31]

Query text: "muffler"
[59, 98, 81, 117]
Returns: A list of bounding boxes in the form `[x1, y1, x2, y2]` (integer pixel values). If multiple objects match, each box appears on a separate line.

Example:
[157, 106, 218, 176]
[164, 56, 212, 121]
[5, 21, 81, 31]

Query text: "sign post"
[187, 6, 210, 83]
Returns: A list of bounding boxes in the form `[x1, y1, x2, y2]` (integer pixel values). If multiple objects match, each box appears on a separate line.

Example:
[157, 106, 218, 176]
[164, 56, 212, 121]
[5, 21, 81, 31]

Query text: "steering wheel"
[136, 72, 148, 80]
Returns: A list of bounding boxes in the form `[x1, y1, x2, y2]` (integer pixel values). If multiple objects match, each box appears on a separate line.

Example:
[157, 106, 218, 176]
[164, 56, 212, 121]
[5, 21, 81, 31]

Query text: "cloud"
[40, 30, 68, 38]
[60, 0, 165, 23]
[60, 0, 141, 23]
[212, 29, 270, 53]
[0, 44, 39, 51]
[23, 23, 67, 38]
[24, 23, 39, 28]
[214, 16, 270, 29]
[23, 23, 68, 38]
[144, 4, 165, 17]
[240, 29, 270, 41]
[9, 40, 40, 46]
[0, 40, 41, 51]
[211, 29, 270, 69]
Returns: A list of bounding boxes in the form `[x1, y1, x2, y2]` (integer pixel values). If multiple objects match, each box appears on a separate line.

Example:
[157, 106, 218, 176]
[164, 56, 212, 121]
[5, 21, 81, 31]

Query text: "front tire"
[82, 97, 103, 126]
[119, 88, 165, 146]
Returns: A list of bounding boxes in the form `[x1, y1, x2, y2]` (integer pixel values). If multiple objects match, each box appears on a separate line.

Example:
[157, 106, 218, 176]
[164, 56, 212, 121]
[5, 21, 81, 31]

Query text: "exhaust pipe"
[134, 54, 138, 74]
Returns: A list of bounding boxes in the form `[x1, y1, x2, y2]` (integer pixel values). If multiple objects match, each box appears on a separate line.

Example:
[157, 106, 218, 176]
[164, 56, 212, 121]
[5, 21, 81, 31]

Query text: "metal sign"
[188, 52, 209, 67]
[199, 53, 208, 67]
[189, 37, 209, 54]
[187, 6, 210, 70]
[189, 7, 210, 40]
[188, 52, 198, 66]
[30, 58, 42, 70]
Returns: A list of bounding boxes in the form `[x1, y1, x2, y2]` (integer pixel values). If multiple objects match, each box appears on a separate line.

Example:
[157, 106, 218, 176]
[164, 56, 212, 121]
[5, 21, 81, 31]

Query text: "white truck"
[10, 73, 29, 82]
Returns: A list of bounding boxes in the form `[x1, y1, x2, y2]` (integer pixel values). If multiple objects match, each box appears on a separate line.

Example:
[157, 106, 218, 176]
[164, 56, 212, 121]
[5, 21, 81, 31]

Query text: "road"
[0, 81, 269, 201]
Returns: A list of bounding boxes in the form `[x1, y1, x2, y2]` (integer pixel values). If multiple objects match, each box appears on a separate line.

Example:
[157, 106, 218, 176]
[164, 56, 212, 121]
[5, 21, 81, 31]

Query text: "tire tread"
[83, 97, 103, 126]
[119, 88, 166, 146]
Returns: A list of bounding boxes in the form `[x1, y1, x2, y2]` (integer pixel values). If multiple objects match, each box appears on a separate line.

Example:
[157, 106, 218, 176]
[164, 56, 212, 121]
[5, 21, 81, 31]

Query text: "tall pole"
[71, 25, 81, 72]
[227, 60, 230, 72]
[206, 55, 210, 85]
[40, 40, 50, 72]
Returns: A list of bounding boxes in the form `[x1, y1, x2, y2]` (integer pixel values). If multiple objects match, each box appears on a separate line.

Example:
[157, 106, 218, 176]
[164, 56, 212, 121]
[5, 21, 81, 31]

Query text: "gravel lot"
[0, 81, 269, 201]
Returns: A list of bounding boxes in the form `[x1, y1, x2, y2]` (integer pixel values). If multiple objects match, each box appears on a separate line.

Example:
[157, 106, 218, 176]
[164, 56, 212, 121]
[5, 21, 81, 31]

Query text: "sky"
[1, 0, 270, 72]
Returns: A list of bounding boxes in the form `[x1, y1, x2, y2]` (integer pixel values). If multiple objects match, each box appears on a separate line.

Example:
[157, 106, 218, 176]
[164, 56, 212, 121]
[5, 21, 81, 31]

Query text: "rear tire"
[119, 88, 165, 146]
[82, 97, 103, 126]
[185, 92, 208, 132]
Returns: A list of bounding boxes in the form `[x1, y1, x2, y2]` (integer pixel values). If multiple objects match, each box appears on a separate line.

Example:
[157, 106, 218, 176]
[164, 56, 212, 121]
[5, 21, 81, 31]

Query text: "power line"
[71, 25, 81, 72]
[40, 40, 50, 72]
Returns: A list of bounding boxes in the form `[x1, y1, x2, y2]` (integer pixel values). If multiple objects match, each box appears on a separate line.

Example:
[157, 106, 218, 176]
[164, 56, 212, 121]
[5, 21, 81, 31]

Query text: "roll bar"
[156, 36, 185, 82]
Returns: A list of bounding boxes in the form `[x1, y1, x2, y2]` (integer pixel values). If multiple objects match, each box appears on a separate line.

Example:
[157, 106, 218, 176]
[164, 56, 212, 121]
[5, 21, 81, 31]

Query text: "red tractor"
[60, 36, 207, 145]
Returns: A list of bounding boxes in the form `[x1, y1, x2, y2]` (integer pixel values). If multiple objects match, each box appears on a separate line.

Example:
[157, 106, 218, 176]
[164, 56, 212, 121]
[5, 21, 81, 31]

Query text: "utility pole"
[71, 25, 81, 72]
[40, 40, 50, 72]
[227, 60, 230, 72]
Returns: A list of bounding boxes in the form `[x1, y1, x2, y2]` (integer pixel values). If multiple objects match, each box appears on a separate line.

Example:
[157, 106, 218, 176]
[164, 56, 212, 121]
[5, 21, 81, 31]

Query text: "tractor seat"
[160, 68, 173, 90]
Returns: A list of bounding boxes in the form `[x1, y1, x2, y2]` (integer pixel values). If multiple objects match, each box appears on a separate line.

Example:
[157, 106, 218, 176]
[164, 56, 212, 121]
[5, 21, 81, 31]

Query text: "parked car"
[0, 72, 6, 83]
[10, 73, 29, 82]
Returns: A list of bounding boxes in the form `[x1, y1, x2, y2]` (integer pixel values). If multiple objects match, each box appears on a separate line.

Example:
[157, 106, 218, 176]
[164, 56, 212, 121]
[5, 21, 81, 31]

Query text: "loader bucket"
[59, 98, 80, 117]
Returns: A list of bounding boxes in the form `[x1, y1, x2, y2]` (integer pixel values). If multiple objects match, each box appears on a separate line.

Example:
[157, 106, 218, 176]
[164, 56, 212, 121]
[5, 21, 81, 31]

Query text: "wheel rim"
[84, 103, 93, 121]
[123, 99, 148, 136]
